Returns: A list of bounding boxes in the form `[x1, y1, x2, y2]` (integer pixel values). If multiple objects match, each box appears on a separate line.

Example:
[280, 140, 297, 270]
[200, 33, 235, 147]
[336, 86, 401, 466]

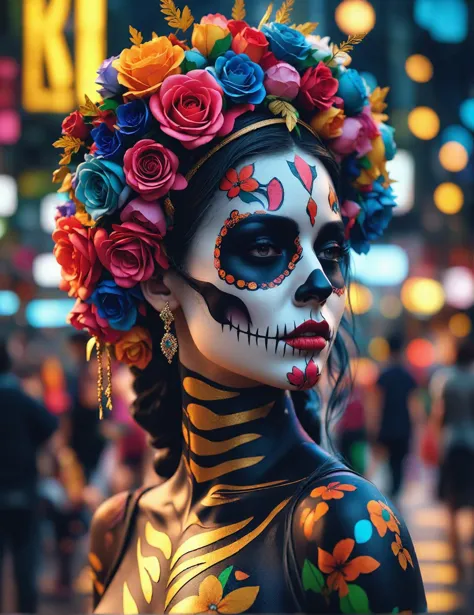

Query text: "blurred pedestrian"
[434, 340, 474, 582]
[0, 340, 58, 613]
[336, 381, 367, 475]
[371, 333, 420, 499]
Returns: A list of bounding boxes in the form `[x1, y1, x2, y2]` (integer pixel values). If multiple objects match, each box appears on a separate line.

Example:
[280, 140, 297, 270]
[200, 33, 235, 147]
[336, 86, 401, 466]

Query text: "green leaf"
[100, 99, 120, 112]
[340, 584, 371, 614]
[209, 33, 232, 61]
[218, 566, 234, 591]
[302, 559, 325, 594]
[359, 156, 372, 170]
[181, 59, 198, 73]
[297, 54, 320, 71]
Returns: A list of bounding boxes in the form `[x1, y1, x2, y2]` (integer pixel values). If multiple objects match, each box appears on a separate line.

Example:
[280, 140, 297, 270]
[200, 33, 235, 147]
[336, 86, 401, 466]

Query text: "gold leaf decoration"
[53, 135, 84, 166]
[52, 166, 70, 184]
[291, 22, 319, 36]
[79, 94, 101, 117]
[275, 0, 295, 24]
[258, 3, 273, 30]
[152, 31, 159, 39]
[268, 99, 298, 132]
[160, 0, 194, 33]
[232, 0, 246, 20]
[129, 25, 143, 46]
[337, 32, 367, 55]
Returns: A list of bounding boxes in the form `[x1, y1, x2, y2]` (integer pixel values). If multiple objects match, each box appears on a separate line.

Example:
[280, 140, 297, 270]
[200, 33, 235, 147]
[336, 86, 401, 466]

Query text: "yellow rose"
[192, 23, 230, 57]
[310, 107, 346, 140]
[113, 36, 184, 100]
[353, 136, 389, 188]
[115, 327, 152, 370]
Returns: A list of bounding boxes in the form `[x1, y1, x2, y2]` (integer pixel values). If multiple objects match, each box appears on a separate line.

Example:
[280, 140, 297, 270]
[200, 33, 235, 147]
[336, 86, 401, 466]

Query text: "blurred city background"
[0, 0, 473, 613]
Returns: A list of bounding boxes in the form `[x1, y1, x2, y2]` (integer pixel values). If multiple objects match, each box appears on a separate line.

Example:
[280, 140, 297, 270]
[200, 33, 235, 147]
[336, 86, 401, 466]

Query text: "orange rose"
[311, 107, 346, 139]
[192, 24, 231, 57]
[115, 326, 152, 370]
[113, 36, 184, 100]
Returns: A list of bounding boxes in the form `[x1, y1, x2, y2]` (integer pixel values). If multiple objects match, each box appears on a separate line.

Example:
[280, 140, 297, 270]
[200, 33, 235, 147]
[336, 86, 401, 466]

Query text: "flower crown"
[52, 0, 397, 388]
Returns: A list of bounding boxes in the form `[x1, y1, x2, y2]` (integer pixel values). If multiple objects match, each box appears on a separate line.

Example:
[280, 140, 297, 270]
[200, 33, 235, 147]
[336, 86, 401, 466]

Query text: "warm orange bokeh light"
[335, 0, 376, 35]
[434, 183, 464, 214]
[406, 339, 436, 368]
[408, 106, 440, 140]
[439, 142, 469, 172]
[405, 54, 433, 83]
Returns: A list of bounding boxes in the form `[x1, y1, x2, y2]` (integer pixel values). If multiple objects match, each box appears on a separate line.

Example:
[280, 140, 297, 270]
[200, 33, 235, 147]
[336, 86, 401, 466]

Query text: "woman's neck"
[178, 363, 308, 503]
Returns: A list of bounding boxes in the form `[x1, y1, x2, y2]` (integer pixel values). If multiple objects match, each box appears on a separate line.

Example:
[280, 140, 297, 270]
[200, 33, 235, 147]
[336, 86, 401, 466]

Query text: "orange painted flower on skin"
[220, 165, 259, 199]
[301, 502, 329, 539]
[115, 326, 152, 370]
[113, 36, 184, 100]
[310, 481, 357, 501]
[192, 23, 231, 57]
[391, 534, 414, 571]
[318, 538, 380, 598]
[169, 574, 259, 614]
[367, 500, 400, 537]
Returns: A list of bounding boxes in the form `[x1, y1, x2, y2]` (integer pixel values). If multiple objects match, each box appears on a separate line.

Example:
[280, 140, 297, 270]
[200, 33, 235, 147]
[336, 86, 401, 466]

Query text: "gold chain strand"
[95, 338, 104, 420]
[105, 344, 113, 412]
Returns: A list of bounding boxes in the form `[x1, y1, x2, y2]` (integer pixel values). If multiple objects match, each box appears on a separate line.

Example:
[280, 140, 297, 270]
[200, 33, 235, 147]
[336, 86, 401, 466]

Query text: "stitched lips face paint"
[166, 148, 349, 390]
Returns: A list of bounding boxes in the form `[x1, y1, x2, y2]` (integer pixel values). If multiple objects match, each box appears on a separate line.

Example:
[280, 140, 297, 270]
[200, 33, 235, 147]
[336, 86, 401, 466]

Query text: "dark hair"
[131, 111, 355, 478]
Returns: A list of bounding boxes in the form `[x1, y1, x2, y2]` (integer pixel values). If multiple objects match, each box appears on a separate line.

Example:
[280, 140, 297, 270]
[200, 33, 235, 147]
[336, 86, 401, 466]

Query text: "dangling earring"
[160, 302, 178, 364]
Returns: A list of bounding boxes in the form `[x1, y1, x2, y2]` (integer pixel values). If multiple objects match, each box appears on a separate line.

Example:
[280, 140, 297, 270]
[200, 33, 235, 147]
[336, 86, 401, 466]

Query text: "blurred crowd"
[0, 327, 473, 612]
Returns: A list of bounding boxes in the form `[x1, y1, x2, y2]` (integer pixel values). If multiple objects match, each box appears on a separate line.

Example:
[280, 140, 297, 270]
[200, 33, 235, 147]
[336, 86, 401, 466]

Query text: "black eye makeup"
[214, 211, 302, 291]
[314, 221, 350, 290]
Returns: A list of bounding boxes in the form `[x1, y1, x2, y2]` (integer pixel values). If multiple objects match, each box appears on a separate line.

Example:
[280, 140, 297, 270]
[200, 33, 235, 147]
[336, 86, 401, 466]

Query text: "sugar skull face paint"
[167, 147, 349, 390]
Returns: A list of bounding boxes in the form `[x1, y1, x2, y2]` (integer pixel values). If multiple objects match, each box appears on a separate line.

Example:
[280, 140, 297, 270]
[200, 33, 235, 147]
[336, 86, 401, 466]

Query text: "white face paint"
[169, 146, 349, 390]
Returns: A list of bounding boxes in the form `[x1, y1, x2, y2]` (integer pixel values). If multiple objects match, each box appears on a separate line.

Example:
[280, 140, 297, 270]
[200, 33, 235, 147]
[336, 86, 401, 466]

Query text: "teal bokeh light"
[414, 0, 468, 43]
[460, 99, 474, 132]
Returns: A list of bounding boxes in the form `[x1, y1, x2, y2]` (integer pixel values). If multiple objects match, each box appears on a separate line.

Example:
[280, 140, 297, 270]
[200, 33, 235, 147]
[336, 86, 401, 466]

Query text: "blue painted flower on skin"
[89, 280, 144, 331]
[91, 123, 124, 161]
[350, 179, 397, 254]
[182, 49, 208, 72]
[337, 69, 369, 116]
[96, 55, 124, 99]
[261, 22, 311, 64]
[75, 155, 131, 221]
[116, 99, 153, 141]
[379, 123, 397, 161]
[209, 51, 266, 105]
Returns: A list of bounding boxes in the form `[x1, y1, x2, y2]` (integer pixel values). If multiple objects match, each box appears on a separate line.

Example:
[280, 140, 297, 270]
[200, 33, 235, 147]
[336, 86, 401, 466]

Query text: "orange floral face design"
[367, 500, 400, 537]
[391, 534, 414, 571]
[318, 538, 380, 598]
[220, 165, 260, 199]
[310, 481, 357, 501]
[301, 502, 329, 539]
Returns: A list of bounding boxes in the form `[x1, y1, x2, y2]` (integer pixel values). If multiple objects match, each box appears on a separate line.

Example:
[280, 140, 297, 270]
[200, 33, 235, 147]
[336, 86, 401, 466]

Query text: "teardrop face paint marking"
[287, 154, 319, 226]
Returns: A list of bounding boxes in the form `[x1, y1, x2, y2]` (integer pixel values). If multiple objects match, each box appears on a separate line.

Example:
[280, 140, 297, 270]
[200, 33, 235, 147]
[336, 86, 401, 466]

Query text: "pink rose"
[120, 197, 167, 236]
[123, 139, 187, 200]
[298, 62, 342, 112]
[340, 200, 361, 239]
[150, 71, 253, 150]
[95, 223, 168, 289]
[231, 27, 269, 63]
[201, 13, 229, 28]
[331, 107, 380, 158]
[264, 62, 301, 101]
[68, 300, 122, 344]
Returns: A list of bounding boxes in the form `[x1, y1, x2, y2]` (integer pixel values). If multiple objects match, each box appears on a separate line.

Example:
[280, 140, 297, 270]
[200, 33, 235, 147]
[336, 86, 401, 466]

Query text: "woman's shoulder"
[288, 471, 427, 613]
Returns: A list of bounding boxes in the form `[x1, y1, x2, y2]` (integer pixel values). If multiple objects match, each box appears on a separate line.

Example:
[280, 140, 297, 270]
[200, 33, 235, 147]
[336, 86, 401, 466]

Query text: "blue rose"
[209, 51, 266, 105]
[262, 23, 311, 64]
[91, 123, 124, 161]
[182, 49, 208, 72]
[96, 55, 124, 99]
[75, 155, 131, 221]
[350, 180, 397, 254]
[116, 99, 153, 141]
[89, 281, 143, 331]
[337, 69, 369, 116]
[379, 123, 397, 161]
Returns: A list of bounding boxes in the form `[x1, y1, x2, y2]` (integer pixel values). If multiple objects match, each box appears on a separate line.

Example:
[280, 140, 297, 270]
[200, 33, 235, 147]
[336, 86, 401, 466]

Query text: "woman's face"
[167, 146, 349, 390]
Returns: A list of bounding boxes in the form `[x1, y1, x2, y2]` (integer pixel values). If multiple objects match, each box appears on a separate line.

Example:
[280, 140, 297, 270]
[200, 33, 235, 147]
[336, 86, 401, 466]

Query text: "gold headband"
[185, 118, 319, 183]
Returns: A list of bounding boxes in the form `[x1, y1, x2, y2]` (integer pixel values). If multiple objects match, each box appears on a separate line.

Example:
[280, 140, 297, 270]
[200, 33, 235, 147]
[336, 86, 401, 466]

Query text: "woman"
[51, 4, 426, 613]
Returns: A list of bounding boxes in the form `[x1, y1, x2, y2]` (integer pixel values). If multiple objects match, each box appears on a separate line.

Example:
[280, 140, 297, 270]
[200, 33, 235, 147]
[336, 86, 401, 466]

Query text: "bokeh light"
[459, 98, 474, 131]
[406, 338, 436, 368]
[442, 266, 474, 309]
[414, 0, 468, 44]
[380, 295, 403, 319]
[33, 254, 63, 288]
[351, 245, 409, 286]
[401, 277, 445, 316]
[434, 183, 464, 214]
[408, 106, 440, 140]
[387, 149, 415, 215]
[0, 175, 18, 217]
[368, 337, 390, 362]
[335, 0, 376, 35]
[438, 142, 469, 172]
[405, 54, 433, 82]
[441, 125, 474, 156]
[449, 313, 472, 338]
[350, 357, 380, 387]
[25, 299, 76, 328]
[0, 290, 20, 316]
[348, 283, 373, 315]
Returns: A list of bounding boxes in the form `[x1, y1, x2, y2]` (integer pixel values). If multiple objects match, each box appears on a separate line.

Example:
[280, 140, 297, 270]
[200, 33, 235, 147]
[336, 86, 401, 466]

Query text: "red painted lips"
[282, 319, 331, 351]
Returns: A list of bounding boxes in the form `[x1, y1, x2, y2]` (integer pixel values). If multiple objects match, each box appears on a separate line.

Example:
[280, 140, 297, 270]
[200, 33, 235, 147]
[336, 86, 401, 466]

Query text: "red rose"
[123, 138, 187, 200]
[68, 300, 121, 344]
[92, 109, 117, 132]
[167, 33, 190, 51]
[227, 20, 249, 36]
[298, 62, 342, 112]
[260, 50, 279, 70]
[231, 26, 269, 63]
[94, 222, 169, 289]
[62, 111, 90, 140]
[150, 70, 252, 150]
[52, 216, 102, 300]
